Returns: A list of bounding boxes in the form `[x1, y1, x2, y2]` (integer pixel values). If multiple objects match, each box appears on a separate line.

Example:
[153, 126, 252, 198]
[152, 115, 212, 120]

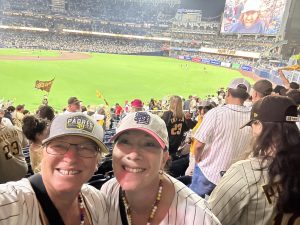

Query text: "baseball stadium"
[0, 0, 300, 225]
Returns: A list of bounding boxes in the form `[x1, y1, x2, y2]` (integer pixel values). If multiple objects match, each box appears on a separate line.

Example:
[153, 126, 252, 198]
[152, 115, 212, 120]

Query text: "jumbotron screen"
[221, 0, 288, 35]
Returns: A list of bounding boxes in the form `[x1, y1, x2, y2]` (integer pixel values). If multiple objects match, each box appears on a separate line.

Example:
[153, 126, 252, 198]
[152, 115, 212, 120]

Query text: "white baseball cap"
[111, 111, 169, 150]
[228, 78, 251, 94]
[242, 0, 262, 13]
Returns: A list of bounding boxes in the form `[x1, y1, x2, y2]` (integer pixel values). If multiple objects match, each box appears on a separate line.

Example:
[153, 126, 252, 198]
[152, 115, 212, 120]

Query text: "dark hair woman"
[208, 96, 300, 225]
[22, 115, 48, 173]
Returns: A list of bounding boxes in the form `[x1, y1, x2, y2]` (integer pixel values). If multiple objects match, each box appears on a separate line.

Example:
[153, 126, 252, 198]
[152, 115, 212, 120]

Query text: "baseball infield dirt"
[0, 51, 91, 61]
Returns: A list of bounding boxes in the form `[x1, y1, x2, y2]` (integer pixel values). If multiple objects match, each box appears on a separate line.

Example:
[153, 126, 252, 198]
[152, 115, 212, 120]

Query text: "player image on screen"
[221, 0, 288, 35]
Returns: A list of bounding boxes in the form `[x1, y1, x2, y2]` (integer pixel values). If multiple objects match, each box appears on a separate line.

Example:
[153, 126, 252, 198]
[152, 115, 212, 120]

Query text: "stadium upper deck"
[0, 0, 298, 60]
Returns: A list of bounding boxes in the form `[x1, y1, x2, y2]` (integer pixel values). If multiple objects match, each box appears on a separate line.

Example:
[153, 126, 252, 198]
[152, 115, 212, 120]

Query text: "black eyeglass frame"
[45, 141, 100, 158]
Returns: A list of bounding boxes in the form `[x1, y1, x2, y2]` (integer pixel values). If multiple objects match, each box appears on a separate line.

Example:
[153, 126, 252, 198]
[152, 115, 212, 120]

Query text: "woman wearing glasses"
[0, 113, 109, 225]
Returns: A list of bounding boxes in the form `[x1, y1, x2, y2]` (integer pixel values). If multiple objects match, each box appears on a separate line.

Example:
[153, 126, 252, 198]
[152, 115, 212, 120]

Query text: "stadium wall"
[172, 55, 300, 85]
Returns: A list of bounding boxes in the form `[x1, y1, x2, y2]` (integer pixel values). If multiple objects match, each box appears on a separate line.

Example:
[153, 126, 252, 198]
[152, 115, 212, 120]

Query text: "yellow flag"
[96, 90, 103, 99]
[281, 65, 300, 71]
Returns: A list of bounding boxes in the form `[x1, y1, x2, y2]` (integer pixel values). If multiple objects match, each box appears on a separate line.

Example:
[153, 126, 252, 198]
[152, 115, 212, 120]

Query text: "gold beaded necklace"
[121, 178, 163, 225]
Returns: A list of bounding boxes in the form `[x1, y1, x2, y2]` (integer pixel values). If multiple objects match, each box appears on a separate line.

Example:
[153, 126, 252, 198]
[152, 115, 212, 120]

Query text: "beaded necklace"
[78, 192, 85, 225]
[121, 179, 163, 225]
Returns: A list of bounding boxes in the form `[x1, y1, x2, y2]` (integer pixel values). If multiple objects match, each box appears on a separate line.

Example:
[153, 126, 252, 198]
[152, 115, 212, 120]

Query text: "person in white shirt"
[101, 111, 220, 225]
[0, 109, 13, 127]
[190, 78, 252, 197]
[0, 113, 109, 225]
[64, 97, 82, 113]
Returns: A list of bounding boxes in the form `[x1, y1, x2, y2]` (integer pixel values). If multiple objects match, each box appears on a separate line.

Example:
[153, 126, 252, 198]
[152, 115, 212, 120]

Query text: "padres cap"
[111, 111, 169, 150]
[42, 112, 108, 153]
[241, 96, 299, 128]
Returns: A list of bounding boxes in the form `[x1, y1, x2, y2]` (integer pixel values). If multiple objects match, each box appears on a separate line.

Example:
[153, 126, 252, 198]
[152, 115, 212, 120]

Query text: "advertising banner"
[210, 60, 221, 66]
[178, 55, 185, 60]
[184, 56, 192, 61]
[241, 65, 252, 71]
[192, 57, 201, 63]
[221, 0, 288, 35]
[201, 58, 211, 64]
[232, 63, 241, 69]
[221, 62, 232, 68]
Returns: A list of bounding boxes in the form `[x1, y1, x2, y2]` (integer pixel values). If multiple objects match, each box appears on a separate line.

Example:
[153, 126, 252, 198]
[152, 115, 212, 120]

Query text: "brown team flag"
[35, 78, 55, 92]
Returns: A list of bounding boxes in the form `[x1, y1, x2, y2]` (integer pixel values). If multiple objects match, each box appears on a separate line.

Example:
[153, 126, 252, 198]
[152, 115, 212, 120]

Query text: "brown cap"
[68, 97, 81, 105]
[253, 79, 273, 96]
[16, 104, 25, 111]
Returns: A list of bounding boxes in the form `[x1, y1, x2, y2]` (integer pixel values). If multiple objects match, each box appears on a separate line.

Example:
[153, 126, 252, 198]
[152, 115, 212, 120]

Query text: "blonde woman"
[161, 96, 195, 159]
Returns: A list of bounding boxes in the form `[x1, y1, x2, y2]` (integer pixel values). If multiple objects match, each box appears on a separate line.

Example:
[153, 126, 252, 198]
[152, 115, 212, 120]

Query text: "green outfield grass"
[0, 48, 253, 112]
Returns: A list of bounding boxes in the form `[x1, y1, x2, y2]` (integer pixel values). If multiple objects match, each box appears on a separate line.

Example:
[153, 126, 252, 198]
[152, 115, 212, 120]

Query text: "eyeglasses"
[46, 141, 100, 158]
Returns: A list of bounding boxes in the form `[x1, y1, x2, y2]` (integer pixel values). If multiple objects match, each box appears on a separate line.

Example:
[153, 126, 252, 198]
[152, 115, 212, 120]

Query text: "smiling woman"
[0, 113, 109, 225]
[101, 111, 221, 225]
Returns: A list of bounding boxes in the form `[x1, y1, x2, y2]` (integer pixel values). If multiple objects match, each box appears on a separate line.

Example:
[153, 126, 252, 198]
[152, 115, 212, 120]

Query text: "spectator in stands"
[114, 103, 123, 120]
[101, 111, 221, 225]
[22, 115, 48, 173]
[273, 85, 287, 96]
[185, 103, 215, 176]
[65, 97, 81, 113]
[37, 105, 55, 122]
[161, 95, 195, 160]
[130, 99, 144, 112]
[251, 79, 273, 103]
[0, 113, 109, 224]
[229, 0, 265, 34]
[93, 106, 106, 128]
[13, 104, 25, 128]
[0, 112, 28, 183]
[0, 109, 13, 127]
[286, 89, 300, 129]
[4, 105, 15, 125]
[183, 95, 192, 111]
[278, 69, 300, 91]
[189, 78, 252, 197]
[148, 98, 155, 110]
[208, 96, 300, 225]
[290, 82, 300, 90]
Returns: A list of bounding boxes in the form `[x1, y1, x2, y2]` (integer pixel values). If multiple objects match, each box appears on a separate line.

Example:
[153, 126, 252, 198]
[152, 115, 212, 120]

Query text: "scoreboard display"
[221, 0, 289, 35]
[176, 9, 202, 23]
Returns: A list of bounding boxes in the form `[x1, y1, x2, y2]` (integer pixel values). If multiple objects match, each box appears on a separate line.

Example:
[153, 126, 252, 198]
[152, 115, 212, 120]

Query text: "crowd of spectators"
[1, 74, 300, 224]
[0, 30, 163, 54]
[1, 0, 285, 57]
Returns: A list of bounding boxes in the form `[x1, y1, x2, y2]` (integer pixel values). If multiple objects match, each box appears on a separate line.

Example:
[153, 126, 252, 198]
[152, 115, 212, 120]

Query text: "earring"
[159, 169, 164, 175]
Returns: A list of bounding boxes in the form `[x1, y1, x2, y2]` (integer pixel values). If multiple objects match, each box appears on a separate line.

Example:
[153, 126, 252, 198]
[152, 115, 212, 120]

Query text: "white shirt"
[100, 174, 221, 225]
[0, 117, 13, 127]
[194, 104, 252, 184]
[0, 179, 108, 225]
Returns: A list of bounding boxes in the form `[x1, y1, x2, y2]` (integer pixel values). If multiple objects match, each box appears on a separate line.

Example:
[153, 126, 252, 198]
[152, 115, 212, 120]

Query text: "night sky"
[181, 0, 227, 18]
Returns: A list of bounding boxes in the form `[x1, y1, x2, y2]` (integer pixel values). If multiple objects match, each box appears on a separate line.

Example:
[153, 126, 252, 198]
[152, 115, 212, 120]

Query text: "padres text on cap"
[43, 112, 108, 153]
[111, 111, 169, 150]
